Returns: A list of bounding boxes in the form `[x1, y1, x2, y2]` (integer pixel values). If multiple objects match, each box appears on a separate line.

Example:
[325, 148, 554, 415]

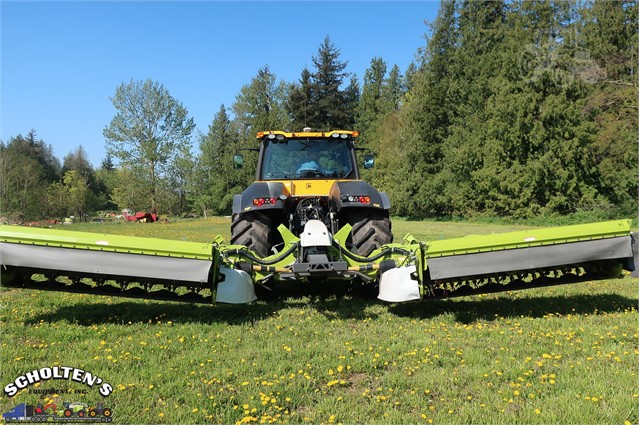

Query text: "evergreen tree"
[288, 68, 314, 131]
[62, 146, 93, 179]
[381, 65, 404, 113]
[61, 146, 99, 214]
[0, 132, 60, 218]
[578, 0, 638, 216]
[580, 0, 637, 81]
[386, 0, 459, 216]
[356, 57, 387, 146]
[233, 66, 290, 137]
[192, 104, 239, 216]
[100, 155, 115, 171]
[309, 36, 351, 130]
[342, 74, 360, 129]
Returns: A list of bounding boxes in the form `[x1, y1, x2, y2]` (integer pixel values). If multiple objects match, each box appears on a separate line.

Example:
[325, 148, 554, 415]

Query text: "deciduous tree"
[103, 79, 195, 212]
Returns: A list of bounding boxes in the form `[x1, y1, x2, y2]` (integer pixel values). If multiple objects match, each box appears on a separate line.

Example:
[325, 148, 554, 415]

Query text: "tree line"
[1, 0, 636, 221]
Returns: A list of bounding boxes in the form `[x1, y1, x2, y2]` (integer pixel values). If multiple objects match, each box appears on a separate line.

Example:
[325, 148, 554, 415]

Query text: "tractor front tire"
[347, 210, 393, 257]
[230, 212, 274, 258]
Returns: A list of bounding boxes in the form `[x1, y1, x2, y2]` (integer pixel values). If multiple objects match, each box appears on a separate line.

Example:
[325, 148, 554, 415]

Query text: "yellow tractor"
[231, 129, 392, 257]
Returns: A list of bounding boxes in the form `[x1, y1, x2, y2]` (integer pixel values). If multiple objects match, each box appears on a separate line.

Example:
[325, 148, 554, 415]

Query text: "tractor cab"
[231, 129, 391, 257]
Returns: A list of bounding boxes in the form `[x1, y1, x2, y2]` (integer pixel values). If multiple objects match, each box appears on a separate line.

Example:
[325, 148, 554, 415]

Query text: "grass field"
[1, 218, 637, 424]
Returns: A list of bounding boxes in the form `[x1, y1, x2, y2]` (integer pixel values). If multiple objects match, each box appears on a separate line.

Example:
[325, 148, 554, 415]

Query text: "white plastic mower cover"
[300, 220, 333, 247]
[378, 265, 420, 303]
[216, 267, 257, 304]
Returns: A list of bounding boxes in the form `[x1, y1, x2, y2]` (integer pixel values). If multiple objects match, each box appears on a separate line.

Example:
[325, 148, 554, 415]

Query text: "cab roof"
[256, 130, 359, 139]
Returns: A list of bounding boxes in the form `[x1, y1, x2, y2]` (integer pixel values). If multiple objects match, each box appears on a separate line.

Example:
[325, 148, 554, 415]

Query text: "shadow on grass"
[23, 285, 636, 326]
[22, 281, 381, 326]
[390, 293, 637, 324]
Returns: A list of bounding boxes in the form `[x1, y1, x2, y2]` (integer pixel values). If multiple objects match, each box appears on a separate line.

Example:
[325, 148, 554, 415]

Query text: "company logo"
[2, 401, 113, 423]
[3, 366, 113, 398]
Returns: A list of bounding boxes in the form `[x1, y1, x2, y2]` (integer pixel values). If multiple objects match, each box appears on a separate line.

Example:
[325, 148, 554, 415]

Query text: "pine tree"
[381, 65, 404, 113]
[342, 75, 360, 129]
[309, 36, 351, 130]
[356, 57, 387, 146]
[288, 68, 314, 131]
[233, 66, 290, 137]
[192, 105, 236, 216]
[579, 0, 638, 215]
[0, 132, 60, 218]
[387, 0, 459, 216]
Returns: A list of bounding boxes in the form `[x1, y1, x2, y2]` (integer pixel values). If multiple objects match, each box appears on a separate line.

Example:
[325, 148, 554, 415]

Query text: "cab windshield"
[261, 139, 353, 180]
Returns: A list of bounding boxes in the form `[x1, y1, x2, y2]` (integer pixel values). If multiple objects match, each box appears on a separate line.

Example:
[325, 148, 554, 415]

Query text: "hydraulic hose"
[222, 242, 299, 265]
[333, 241, 414, 263]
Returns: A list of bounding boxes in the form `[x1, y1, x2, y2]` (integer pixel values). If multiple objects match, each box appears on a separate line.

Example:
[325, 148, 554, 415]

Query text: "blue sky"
[1, 1, 440, 167]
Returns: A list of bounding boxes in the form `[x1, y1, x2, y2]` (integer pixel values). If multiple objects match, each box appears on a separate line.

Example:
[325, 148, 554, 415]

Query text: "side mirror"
[363, 154, 375, 170]
[233, 153, 244, 169]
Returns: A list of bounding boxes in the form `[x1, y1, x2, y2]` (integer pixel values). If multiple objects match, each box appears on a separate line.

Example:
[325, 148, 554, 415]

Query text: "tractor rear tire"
[230, 212, 274, 258]
[347, 210, 393, 257]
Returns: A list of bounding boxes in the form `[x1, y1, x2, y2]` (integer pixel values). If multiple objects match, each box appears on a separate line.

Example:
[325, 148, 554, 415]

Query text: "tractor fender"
[329, 181, 391, 211]
[232, 182, 287, 214]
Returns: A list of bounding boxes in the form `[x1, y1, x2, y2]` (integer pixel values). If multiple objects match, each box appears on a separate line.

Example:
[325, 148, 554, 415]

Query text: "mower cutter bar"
[423, 221, 637, 281]
[0, 226, 215, 285]
[0, 220, 636, 304]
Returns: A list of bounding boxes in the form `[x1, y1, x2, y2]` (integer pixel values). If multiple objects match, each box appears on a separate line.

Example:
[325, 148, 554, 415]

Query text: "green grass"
[1, 218, 637, 424]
